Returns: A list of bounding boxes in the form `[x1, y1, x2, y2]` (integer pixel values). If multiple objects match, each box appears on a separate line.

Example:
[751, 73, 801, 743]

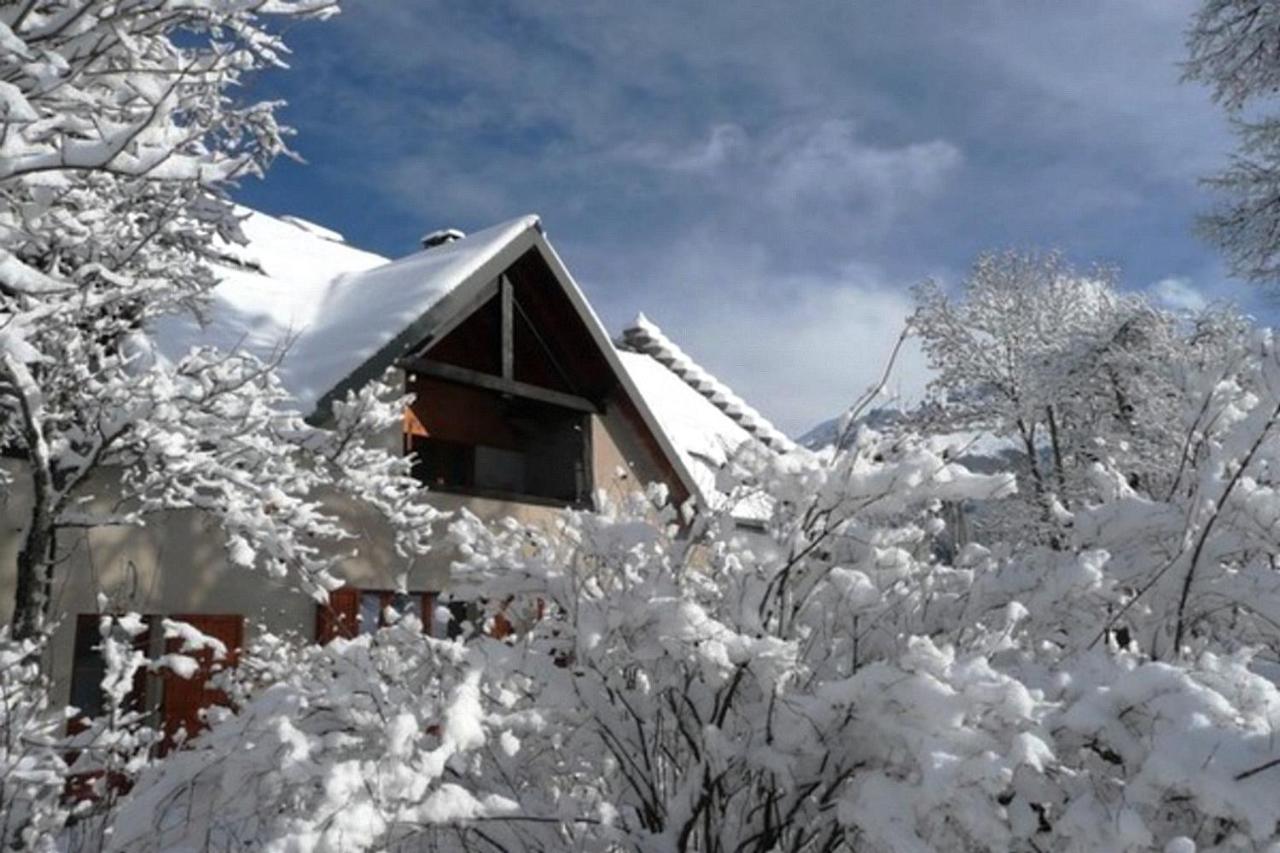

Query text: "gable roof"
[304, 216, 542, 418]
[150, 208, 725, 507]
[620, 315, 795, 454]
[614, 349, 755, 506]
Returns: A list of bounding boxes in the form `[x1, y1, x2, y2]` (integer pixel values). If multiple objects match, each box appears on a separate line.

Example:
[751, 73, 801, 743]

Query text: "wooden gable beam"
[404, 276, 502, 360]
[500, 275, 514, 380]
[398, 355, 600, 414]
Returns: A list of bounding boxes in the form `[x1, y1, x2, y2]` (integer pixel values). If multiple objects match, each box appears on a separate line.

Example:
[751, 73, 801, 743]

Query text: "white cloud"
[582, 234, 930, 436]
[621, 120, 961, 206]
[636, 278, 928, 437]
[619, 123, 749, 173]
[1149, 276, 1208, 312]
[762, 120, 962, 212]
[610, 118, 963, 243]
[252, 0, 1256, 432]
[1144, 269, 1273, 320]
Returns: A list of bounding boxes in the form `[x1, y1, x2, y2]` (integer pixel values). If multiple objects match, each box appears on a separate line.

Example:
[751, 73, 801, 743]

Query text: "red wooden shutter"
[315, 587, 359, 643]
[490, 611, 513, 639]
[421, 592, 435, 636]
[160, 614, 243, 750]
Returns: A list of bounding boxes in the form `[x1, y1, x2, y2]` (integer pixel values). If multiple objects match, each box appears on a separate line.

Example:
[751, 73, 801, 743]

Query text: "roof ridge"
[620, 315, 796, 453]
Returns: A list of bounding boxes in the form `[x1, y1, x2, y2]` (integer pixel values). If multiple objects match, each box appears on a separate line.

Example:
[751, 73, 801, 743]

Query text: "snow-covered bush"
[12, 385, 1279, 852]
[1, 612, 167, 852]
[0, 630, 69, 851]
[103, 620, 514, 852]
[97, 431, 1030, 852]
[1043, 649, 1280, 851]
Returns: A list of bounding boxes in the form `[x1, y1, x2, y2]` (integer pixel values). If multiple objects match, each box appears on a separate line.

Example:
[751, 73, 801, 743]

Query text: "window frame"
[68, 613, 153, 729]
[404, 407, 594, 509]
[315, 588, 514, 644]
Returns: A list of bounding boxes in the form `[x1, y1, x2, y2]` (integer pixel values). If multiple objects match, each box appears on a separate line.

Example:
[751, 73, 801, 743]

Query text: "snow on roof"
[616, 350, 756, 504]
[278, 215, 346, 244]
[150, 210, 539, 414]
[295, 215, 538, 411]
[620, 315, 796, 454]
[614, 326, 800, 525]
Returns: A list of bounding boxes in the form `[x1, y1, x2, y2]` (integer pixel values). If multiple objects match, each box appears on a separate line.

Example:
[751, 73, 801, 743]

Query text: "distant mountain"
[796, 417, 840, 450]
[796, 407, 1021, 474]
[796, 407, 906, 450]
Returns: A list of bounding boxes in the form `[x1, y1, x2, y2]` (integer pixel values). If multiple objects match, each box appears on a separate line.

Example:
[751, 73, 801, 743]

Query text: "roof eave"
[528, 232, 708, 509]
[306, 224, 542, 426]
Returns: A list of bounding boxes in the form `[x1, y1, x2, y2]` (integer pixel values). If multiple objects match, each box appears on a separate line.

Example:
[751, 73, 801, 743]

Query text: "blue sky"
[237, 0, 1259, 435]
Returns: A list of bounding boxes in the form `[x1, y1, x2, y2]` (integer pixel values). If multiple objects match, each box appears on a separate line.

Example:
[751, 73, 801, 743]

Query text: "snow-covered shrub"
[0, 630, 69, 851]
[105, 620, 517, 852]
[46, 394, 1280, 852]
[100, 430, 1022, 852]
[1043, 649, 1280, 851]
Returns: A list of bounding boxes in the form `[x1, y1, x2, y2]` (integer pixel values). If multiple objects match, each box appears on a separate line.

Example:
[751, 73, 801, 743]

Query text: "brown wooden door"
[161, 614, 243, 749]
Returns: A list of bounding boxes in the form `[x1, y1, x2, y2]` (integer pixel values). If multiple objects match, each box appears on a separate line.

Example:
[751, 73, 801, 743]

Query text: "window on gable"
[406, 391, 589, 506]
[401, 265, 601, 509]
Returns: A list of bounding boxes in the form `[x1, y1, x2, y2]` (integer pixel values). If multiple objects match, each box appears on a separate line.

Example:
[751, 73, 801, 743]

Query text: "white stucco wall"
[0, 396, 674, 704]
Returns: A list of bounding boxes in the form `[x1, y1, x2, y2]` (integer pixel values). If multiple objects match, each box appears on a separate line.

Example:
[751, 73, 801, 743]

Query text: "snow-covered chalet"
[0, 211, 793, 734]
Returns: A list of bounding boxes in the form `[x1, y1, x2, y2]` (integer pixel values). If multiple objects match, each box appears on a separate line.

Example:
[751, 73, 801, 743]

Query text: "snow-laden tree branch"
[1186, 0, 1280, 283]
[0, 1, 443, 639]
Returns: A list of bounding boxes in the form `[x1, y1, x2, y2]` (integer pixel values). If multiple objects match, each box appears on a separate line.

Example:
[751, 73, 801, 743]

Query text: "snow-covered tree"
[912, 251, 1125, 513]
[912, 249, 1250, 545]
[1185, 0, 1280, 283]
[0, 1, 439, 640]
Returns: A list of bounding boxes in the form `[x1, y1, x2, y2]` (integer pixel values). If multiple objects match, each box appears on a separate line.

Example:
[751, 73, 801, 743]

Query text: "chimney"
[421, 228, 466, 249]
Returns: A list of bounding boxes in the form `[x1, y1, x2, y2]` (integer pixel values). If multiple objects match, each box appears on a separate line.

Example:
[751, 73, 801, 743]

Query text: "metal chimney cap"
[421, 228, 466, 249]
